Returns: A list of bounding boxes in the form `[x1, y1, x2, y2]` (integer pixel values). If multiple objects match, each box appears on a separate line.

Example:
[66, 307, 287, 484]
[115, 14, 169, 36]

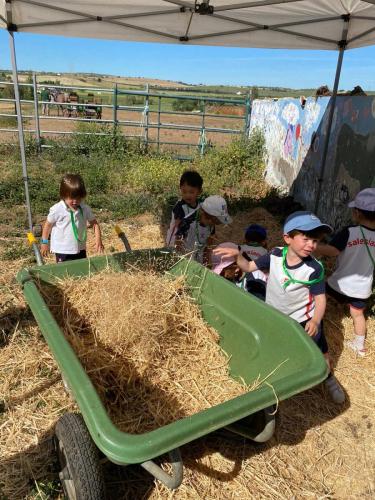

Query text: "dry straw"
[1, 209, 374, 499]
[39, 269, 252, 433]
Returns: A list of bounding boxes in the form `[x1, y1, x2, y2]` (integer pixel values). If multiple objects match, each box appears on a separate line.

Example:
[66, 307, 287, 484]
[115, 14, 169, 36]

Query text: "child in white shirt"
[214, 211, 345, 404]
[41, 173, 104, 262]
[317, 188, 375, 356]
[176, 195, 232, 264]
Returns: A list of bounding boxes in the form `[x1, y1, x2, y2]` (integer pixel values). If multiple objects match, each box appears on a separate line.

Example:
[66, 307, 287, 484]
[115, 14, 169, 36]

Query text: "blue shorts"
[326, 283, 367, 310]
[55, 250, 87, 263]
[300, 319, 328, 354]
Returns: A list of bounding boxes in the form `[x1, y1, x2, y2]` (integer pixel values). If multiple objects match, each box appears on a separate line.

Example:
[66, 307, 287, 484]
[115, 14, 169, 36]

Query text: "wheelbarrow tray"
[17, 249, 328, 466]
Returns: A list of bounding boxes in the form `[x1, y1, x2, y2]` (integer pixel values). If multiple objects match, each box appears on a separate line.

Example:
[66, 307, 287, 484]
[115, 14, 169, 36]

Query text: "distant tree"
[24, 74, 34, 100]
[251, 86, 259, 100]
[172, 99, 200, 112]
[1, 73, 33, 100]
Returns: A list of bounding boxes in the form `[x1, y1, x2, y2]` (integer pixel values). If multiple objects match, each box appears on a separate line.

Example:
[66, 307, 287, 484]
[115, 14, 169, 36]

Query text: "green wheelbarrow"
[17, 249, 328, 499]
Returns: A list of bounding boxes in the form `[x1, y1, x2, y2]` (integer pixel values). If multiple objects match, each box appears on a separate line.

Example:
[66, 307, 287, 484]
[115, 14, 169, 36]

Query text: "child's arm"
[212, 245, 259, 273]
[40, 220, 53, 257]
[316, 227, 349, 257]
[88, 219, 104, 253]
[316, 243, 340, 257]
[167, 201, 185, 246]
[169, 218, 182, 244]
[304, 293, 326, 336]
[174, 212, 194, 253]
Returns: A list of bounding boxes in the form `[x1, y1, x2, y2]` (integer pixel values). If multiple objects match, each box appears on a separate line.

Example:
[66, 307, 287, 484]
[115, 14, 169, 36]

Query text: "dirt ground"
[0, 208, 374, 499]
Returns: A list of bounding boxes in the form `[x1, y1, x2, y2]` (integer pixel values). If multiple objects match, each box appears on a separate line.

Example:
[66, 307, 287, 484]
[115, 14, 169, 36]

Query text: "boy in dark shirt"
[166, 170, 203, 247]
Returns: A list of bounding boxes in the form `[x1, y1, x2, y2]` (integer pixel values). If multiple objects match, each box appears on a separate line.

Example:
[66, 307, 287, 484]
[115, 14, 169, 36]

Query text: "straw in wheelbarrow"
[40, 269, 257, 433]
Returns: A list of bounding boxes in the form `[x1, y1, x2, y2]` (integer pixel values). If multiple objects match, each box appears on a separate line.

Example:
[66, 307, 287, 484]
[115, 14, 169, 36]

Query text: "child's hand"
[212, 245, 239, 259]
[304, 319, 318, 337]
[96, 241, 104, 254]
[41, 243, 49, 257]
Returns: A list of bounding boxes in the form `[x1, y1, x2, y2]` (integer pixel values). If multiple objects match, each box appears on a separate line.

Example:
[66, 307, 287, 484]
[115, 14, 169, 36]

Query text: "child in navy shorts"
[214, 211, 345, 403]
[41, 173, 104, 262]
[317, 188, 375, 357]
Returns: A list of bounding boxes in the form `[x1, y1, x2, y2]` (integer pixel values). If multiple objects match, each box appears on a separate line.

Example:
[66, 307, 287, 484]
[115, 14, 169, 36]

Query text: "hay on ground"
[0, 210, 374, 499]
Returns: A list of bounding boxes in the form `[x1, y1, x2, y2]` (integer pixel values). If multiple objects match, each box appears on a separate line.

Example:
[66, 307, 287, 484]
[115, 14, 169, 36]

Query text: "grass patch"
[0, 125, 267, 228]
[1, 242, 33, 261]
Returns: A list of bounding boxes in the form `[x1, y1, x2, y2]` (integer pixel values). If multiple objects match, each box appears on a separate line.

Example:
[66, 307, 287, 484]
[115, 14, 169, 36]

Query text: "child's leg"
[347, 305, 366, 356]
[309, 321, 345, 404]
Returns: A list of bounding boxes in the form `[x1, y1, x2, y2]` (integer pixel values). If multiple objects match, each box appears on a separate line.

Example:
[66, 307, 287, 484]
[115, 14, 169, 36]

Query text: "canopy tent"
[1, 0, 375, 236]
[1, 0, 375, 50]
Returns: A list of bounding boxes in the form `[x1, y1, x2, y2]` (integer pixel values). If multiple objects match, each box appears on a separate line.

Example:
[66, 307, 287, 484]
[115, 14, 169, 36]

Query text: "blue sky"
[1, 30, 375, 89]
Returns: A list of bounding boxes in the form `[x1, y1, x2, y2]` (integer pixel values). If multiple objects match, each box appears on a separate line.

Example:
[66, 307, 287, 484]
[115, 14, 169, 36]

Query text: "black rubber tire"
[55, 412, 106, 500]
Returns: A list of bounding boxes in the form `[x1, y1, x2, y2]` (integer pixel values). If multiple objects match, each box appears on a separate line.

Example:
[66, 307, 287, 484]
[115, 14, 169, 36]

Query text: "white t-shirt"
[175, 209, 215, 263]
[255, 247, 325, 323]
[166, 199, 200, 247]
[328, 225, 375, 299]
[47, 200, 94, 254]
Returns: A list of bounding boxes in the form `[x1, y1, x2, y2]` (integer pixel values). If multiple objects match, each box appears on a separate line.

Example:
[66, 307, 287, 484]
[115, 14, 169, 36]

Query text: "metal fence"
[0, 75, 251, 156]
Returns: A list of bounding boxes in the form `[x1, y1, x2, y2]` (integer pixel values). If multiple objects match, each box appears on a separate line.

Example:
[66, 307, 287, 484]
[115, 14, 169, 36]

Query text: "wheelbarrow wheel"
[55, 412, 106, 500]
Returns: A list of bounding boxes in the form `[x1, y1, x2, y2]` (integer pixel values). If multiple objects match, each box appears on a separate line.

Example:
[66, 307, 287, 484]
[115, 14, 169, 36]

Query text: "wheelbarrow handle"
[114, 225, 131, 252]
[27, 232, 44, 266]
[141, 448, 183, 490]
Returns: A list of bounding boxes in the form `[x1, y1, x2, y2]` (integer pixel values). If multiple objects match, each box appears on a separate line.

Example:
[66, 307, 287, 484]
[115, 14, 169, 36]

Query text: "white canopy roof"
[1, 0, 375, 51]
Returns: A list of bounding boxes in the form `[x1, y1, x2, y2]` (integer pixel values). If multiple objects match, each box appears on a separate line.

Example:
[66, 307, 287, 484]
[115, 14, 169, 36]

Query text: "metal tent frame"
[1, 0, 375, 234]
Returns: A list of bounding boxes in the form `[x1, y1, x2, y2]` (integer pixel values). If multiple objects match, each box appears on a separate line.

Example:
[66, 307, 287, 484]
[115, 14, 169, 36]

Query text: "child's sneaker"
[325, 375, 345, 404]
[346, 340, 367, 357]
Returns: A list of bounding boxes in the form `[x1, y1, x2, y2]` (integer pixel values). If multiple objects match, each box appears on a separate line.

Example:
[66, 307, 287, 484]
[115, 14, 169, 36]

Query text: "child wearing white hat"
[175, 195, 232, 264]
[317, 188, 375, 357]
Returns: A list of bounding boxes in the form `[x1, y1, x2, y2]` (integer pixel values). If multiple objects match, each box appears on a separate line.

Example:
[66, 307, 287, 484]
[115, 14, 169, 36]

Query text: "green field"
[3, 69, 373, 102]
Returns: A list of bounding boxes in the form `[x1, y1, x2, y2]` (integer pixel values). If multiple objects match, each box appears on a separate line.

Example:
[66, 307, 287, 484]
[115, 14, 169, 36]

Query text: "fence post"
[144, 83, 149, 150]
[32, 73, 41, 152]
[244, 93, 251, 138]
[112, 83, 118, 132]
[157, 95, 161, 153]
[199, 100, 207, 155]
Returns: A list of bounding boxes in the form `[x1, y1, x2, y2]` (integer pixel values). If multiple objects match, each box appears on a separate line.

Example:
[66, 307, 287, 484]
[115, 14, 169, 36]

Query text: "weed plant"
[0, 124, 266, 223]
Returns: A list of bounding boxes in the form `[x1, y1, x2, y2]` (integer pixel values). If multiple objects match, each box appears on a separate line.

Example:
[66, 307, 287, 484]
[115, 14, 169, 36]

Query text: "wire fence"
[0, 75, 251, 157]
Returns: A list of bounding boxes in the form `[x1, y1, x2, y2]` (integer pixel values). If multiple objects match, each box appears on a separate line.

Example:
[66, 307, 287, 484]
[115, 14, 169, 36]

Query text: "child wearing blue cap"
[317, 188, 375, 357]
[239, 224, 268, 300]
[213, 210, 345, 404]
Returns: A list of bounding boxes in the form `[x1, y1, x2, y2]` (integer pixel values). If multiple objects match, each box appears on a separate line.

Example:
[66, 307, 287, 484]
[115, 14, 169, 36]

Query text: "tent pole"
[314, 16, 350, 214]
[9, 30, 33, 232]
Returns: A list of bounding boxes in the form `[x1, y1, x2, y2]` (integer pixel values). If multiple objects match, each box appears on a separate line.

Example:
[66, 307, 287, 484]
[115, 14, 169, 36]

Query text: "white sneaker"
[346, 340, 367, 357]
[325, 375, 345, 404]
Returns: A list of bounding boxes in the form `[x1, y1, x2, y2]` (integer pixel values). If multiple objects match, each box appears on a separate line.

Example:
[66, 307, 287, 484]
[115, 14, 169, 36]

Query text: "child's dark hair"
[179, 170, 203, 189]
[288, 227, 331, 239]
[60, 173, 87, 199]
[355, 208, 375, 222]
[245, 224, 267, 243]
